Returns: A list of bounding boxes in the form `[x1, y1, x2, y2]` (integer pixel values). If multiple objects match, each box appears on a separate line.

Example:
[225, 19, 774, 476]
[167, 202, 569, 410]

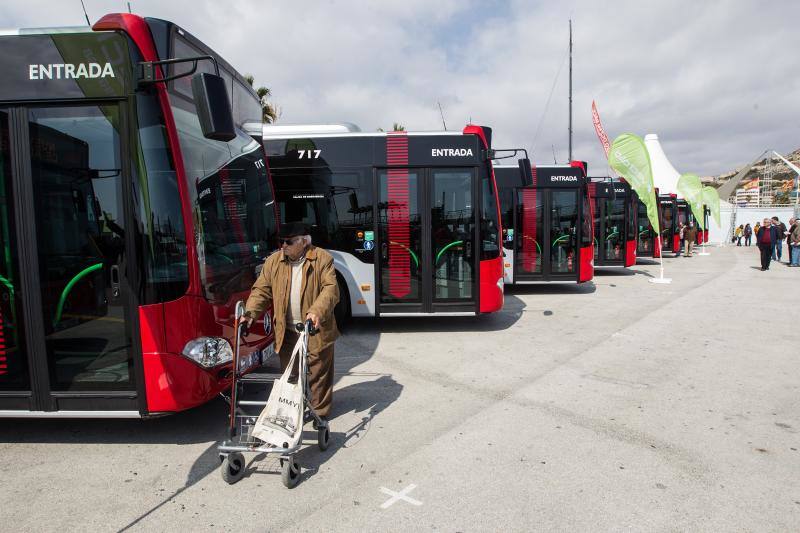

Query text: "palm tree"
[377, 123, 405, 132]
[244, 74, 278, 123]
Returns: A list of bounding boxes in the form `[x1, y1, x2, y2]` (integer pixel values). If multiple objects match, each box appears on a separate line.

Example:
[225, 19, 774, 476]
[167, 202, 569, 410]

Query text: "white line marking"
[379, 484, 423, 509]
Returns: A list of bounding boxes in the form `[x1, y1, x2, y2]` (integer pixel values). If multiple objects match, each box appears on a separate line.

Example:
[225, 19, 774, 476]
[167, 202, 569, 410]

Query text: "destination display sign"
[0, 33, 130, 102]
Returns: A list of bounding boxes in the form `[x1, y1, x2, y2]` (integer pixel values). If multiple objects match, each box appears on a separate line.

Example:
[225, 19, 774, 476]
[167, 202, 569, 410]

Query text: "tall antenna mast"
[568, 19, 573, 161]
[437, 101, 447, 131]
[80, 0, 91, 25]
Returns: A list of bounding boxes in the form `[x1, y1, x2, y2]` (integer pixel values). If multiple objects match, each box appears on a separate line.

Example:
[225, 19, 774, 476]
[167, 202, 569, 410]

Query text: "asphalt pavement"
[1, 244, 798, 532]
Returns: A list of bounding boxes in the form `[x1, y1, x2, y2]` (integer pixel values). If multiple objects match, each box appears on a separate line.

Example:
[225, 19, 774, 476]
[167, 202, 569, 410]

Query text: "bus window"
[133, 90, 189, 303]
[169, 35, 277, 304]
[480, 170, 500, 260]
[273, 169, 375, 264]
[194, 142, 277, 303]
[552, 190, 578, 273]
[581, 191, 593, 248]
[432, 169, 474, 300]
[0, 109, 29, 391]
[28, 104, 133, 390]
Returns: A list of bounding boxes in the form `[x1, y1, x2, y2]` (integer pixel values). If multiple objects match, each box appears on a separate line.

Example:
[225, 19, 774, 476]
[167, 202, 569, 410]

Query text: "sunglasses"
[280, 236, 302, 246]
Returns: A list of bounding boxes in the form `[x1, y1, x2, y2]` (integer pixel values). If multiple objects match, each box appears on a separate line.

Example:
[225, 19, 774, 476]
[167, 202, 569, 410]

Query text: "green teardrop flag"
[609, 133, 660, 237]
[677, 173, 705, 230]
[702, 186, 721, 227]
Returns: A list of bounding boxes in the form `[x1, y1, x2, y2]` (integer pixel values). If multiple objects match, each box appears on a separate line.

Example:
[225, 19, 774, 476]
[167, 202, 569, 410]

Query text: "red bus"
[263, 124, 506, 318]
[635, 195, 660, 259]
[589, 178, 637, 268]
[698, 205, 710, 244]
[0, 14, 278, 417]
[658, 193, 678, 255]
[495, 162, 594, 284]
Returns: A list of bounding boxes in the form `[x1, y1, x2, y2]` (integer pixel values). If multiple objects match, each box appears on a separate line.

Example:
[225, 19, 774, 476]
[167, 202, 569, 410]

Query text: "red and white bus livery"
[495, 162, 594, 284]
[0, 15, 278, 417]
[589, 178, 637, 268]
[262, 124, 506, 318]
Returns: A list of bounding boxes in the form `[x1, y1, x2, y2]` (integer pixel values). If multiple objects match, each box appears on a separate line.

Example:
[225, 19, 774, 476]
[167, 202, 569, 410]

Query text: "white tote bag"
[251, 335, 305, 448]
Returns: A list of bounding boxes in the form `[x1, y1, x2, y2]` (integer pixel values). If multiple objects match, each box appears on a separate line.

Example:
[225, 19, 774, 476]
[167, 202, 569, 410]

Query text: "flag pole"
[697, 234, 710, 256]
[649, 234, 672, 284]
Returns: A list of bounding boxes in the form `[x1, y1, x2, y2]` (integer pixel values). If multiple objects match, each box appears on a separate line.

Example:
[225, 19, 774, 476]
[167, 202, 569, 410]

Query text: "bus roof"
[262, 125, 465, 140]
[262, 123, 362, 136]
[0, 26, 92, 36]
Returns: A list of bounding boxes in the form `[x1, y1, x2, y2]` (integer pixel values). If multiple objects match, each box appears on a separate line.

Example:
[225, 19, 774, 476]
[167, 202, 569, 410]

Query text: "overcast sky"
[3, 0, 798, 176]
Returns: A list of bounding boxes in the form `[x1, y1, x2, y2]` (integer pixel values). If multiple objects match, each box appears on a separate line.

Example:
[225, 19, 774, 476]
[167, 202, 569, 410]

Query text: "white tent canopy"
[644, 134, 681, 196]
[643, 133, 735, 243]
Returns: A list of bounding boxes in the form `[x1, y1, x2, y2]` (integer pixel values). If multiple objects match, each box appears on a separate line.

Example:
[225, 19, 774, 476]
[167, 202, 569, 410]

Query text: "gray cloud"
[3, 0, 798, 176]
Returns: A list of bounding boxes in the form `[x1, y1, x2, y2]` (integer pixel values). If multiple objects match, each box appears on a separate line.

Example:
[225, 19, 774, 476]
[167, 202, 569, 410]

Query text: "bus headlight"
[181, 337, 233, 368]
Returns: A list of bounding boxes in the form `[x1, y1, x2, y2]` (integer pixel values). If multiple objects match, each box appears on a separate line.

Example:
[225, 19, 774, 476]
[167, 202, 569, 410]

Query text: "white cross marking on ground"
[379, 484, 422, 509]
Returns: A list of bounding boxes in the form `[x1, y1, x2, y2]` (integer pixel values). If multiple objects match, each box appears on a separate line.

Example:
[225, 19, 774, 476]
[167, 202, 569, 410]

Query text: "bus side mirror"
[191, 73, 236, 142]
[518, 158, 533, 186]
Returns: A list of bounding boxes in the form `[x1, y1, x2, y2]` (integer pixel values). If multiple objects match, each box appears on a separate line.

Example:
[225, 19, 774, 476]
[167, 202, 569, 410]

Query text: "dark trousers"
[759, 243, 772, 270]
[744, 235, 751, 246]
[279, 331, 334, 417]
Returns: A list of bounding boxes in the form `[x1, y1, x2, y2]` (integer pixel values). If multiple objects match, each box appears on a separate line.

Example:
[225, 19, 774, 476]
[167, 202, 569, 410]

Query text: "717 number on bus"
[297, 149, 321, 159]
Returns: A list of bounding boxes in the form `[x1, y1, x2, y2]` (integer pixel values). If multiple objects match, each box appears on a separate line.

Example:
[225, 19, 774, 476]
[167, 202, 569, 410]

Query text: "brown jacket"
[790, 223, 800, 245]
[684, 226, 698, 242]
[245, 245, 339, 353]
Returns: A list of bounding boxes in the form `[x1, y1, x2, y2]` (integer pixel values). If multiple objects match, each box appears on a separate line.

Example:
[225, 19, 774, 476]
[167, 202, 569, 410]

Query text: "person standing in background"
[734, 225, 743, 246]
[757, 218, 778, 271]
[744, 223, 752, 246]
[785, 217, 795, 262]
[771, 216, 786, 262]
[684, 221, 698, 257]
[788, 218, 800, 267]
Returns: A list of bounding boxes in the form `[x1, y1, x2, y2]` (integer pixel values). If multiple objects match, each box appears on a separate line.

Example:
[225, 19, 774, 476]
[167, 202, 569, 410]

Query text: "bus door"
[377, 167, 477, 314]
[0, 104, 138, 413]
[659, 198, 675, 252]
[513, 187, 579, 280]
[600, 195, 625, 264]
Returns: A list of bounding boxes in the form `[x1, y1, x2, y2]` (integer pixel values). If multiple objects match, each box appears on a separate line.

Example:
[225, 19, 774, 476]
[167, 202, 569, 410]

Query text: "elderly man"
[757, 218, 779, 271]
[241, 222, 339, 420]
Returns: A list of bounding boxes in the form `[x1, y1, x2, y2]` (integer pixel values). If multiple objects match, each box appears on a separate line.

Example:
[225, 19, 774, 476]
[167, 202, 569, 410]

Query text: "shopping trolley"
[218, 301, 330, 488]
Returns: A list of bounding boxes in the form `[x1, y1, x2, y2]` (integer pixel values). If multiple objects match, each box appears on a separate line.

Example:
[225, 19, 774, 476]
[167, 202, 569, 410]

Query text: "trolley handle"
[295, 319, 319, 336]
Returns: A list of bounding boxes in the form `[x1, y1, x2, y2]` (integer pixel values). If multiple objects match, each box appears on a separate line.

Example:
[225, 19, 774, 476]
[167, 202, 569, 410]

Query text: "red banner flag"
[591, 100, 610, 158]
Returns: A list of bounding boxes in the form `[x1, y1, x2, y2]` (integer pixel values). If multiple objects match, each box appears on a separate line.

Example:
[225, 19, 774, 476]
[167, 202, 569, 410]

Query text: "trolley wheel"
[317, 424, 330, 451]
[220, 452, 246, 484]
[280, 456, 301, 489]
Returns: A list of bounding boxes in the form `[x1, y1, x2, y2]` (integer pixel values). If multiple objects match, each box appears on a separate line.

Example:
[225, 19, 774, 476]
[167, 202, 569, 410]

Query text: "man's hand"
[306, 312, 320, 330]
[239, 315, 254, 329]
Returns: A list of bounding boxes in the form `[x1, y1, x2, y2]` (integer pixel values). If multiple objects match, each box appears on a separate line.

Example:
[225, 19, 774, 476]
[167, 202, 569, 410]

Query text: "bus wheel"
[333, 275, 350, 328]
[220, 452, 246, 484]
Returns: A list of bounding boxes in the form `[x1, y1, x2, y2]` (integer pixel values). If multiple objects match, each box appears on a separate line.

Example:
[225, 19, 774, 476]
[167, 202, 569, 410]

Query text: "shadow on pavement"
[1, 294, 524, 502]
[594, 268, 636, 276]
[0, 398, 227, 445]
[505, 282, 596, 295]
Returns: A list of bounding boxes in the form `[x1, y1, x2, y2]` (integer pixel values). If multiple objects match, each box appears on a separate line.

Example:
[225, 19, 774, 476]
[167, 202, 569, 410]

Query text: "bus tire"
[220, 452, 246, 484]
[333, 274, 350, 329]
